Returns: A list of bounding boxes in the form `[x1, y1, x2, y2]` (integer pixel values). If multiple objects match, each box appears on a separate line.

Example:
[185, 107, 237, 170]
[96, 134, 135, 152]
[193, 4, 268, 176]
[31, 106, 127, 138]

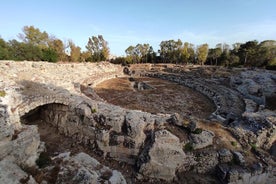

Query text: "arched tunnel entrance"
[20, 103, 81, 156]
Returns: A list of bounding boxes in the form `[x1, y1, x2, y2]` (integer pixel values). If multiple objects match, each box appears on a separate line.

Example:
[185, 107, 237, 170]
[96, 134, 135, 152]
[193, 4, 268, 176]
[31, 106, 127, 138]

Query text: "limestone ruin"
[0, 61, 275, 183]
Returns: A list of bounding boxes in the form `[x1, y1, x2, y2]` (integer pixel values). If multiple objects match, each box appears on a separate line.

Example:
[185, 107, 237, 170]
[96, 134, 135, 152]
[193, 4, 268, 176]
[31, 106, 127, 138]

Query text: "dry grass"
[197, 120, 242, 151]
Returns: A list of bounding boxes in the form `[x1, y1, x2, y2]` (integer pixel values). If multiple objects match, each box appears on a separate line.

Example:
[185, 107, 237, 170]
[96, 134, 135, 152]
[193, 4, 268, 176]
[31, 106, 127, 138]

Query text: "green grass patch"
[231, 141, 237, 147]
[192, 128, 203, 134]
[250, 143, 257, 151]
[91, 108, 97, 113]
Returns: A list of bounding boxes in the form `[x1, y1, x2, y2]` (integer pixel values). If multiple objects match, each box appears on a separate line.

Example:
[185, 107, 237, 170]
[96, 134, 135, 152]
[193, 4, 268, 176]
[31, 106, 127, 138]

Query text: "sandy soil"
[95, 77, 215, 119]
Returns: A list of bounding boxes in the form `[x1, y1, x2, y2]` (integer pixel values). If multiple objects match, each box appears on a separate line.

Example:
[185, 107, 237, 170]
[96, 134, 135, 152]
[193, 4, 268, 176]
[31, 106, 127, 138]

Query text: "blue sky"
[1, 0, 275, 56]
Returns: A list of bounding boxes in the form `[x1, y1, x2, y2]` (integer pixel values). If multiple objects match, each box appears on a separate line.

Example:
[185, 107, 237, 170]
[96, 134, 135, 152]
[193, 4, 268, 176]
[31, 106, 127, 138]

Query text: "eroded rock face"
[138, 130, 186, 181]
[57, 152, 126, 184]
[190, 130, 214, 150]
[0, 159, 37, 184]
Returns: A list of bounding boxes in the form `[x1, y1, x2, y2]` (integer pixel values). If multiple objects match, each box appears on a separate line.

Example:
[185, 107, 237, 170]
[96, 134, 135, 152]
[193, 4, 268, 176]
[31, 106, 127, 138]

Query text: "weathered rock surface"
[192, 150, 219, 174]
[190, 130, 215, 149]
[218, 149, 233, 163]
[56, 152, 126, 184]
[138, 130, 186, 181]
[217, 163, 275, 184]
[0, 159, 37, 184]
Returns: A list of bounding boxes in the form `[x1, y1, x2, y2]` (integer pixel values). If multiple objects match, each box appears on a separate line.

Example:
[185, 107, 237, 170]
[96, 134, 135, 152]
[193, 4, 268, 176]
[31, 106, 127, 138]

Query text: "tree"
[80, 51, 92, 62]
[197, 44, 209, 65]
[159, 39, 183, 63]
[0, 38, 10, 60]
[187, 43, 195, 64]
[86, 35, 109, 62]
[146, 46, 157, 63]
[238, 40, 258, 66]
[8, 39, 42, 61]
[180, 42, 191, 64]
[208, 47, 222, 65]
[18, 25, 49, 48]
[228, 54, 240, 67]
[125, 45, 137, 63]
[256, 40, 276, 67]
[47, 37, 66, 61]
[125, 43, 153, 63]
[42, 48, 58, 62]
[139, 43, 150, 63]
[69, 40, 81, 62]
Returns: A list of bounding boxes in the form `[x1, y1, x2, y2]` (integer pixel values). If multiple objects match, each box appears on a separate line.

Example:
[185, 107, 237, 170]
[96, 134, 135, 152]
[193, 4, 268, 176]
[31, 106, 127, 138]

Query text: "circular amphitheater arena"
[0, 61, 275, 183]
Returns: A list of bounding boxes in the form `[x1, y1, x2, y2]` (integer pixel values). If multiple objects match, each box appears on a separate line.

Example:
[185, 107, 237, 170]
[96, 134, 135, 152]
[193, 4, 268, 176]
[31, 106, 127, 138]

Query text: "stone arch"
[18, 99, 80, 160]
[18, 95, 72, 118]
[17, 95, 98, 154]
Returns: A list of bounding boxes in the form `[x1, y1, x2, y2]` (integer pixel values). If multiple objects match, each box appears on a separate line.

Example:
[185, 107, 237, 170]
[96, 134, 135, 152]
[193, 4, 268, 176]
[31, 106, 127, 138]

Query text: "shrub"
[231, 141, 237, 147]
[250, 143, 257, 151]
[192, 128, 203, 134]
[42, 48, 58, 62]
[184, 142, 194, 152]
[91, 108, 97, 113]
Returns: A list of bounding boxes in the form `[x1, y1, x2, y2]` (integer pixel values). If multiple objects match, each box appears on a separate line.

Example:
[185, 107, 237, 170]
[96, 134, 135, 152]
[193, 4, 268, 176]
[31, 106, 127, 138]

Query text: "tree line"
[111, 39, 276, 69]
[0, 25, 275, 69]
[0, 25, 109, 62]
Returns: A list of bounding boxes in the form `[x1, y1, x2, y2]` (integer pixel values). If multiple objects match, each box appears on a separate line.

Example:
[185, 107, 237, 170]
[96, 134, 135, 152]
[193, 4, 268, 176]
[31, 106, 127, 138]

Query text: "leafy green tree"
[180, 42, 191, 64]
[208, 47, 222, 65]
[86, 35, 109, 62]
[42, 48, 58, 62]
[146, 46, 157, 63]
[125, 43, 153, 63]
[256, 40, 276, 67]
[196, 44, 209, 65]
[228, 54, 240, 67]
[47, 37, 66, 61]
[80, 51, 92, 62]
[8, 40, 42, 61]
[0, 38, 10, 59]
[159, 39, 183, 63]
[69, 40, 81, 62]
[139, 43, 150, 63]
[18, 25, 49, 48]
[238, 40, 258, 66]
[187, 43, 195, 64]
[125, 45, 137, 63]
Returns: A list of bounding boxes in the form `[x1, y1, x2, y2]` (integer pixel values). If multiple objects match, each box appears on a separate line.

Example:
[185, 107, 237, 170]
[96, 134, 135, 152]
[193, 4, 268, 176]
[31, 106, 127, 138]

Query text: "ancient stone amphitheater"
[0, 61, 275, 184]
